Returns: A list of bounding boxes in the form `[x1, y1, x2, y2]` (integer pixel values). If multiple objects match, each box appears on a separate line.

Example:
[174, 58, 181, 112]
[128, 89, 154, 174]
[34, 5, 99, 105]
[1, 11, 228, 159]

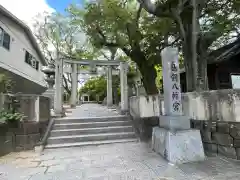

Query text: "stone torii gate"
[54, 58, 128, 116]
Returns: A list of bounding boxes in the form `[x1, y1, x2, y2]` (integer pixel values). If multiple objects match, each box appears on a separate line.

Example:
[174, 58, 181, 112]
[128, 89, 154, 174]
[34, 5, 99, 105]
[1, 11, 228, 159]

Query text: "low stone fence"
[0, 121, 48, 156]
[191, 120, 240, 159]
[129, 95, 160, 141]
[0, 94, 50, 156]
[129, 89, 240, 159]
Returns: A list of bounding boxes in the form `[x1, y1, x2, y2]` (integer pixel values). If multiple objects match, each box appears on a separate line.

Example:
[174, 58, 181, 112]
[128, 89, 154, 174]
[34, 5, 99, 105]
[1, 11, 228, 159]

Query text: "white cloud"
[0, 0, 55, 28]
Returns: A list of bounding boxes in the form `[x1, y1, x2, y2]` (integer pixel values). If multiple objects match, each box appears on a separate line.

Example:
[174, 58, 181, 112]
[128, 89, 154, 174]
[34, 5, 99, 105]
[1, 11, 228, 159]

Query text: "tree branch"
[63, 75, 71, 95]
[121, 47, 131, 57]
[200, 30, 223, 50]
[138, 0, 171, 17]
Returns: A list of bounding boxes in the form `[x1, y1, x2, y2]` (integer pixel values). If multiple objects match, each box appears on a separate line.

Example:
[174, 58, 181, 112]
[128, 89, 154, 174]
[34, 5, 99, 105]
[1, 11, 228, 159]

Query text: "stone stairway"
[45, 115, 138, 149]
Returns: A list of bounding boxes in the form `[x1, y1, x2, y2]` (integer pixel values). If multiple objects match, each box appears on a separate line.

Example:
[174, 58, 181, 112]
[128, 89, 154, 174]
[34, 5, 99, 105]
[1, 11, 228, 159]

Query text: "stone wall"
[0, 121, 48, 156]
[130, 89, 240, 122]
[181, 89, 240, 122]
[129, 95, 159, 141]
[129, 89, 240, 147]
[191, 120, 240, 159]
[0, 94, 51, 156]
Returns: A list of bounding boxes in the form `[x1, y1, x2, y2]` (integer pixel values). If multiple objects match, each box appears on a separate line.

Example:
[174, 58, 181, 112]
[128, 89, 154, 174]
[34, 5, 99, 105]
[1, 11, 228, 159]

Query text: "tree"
[33, 12, 96, 96]
[0, 73, 14, 93]
[68, 0, 178, 95]
[79, 75, 120, 101]
[138, 0, 240, 91]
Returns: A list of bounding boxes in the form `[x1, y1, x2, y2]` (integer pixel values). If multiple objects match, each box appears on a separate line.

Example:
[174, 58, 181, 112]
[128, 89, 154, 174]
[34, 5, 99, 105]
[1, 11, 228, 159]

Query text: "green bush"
[0, 109, 24, 123]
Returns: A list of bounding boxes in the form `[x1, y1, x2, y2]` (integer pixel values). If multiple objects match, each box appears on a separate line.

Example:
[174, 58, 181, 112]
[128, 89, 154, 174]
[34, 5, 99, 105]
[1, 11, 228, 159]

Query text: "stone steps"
[50, 126, 134, 137]
[47, 132, 136, 144]
[54, 115, 128, 124]
[53, 121, 132, 130]
[45, 138, 138, 149]
[45, 116, 137, 149]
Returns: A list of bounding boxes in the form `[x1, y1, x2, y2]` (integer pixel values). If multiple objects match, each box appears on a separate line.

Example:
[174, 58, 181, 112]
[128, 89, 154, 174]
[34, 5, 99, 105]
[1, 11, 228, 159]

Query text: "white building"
[0, 5, 47, 94]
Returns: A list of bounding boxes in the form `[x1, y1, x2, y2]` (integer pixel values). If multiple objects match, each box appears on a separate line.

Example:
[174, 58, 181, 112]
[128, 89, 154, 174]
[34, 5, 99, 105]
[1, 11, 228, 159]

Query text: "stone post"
[70, 63, 78, 107]
[34, 96, 40, 122]
[54, 57, 63, 116]
[152, 47, 205, 164]
[107, 66, 113, 107]
[41, 64, 55, 109]
[0, 93, 5, 111]
[120, 62, 128, 113]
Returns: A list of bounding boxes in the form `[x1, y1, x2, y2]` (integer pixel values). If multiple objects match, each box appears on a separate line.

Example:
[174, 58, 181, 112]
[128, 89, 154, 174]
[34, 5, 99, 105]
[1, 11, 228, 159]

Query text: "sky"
[0, 0, 103, 87]
[47, 0, 77, 13]
[0, 0, 81, 27]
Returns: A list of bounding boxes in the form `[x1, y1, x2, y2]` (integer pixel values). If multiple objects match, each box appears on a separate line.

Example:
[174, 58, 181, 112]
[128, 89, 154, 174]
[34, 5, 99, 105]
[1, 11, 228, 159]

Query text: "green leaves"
[0, 110, 24, 123]
[79, 75, 120, 99]
[79, 76, 107, 98]
[0, 73, 14, 93]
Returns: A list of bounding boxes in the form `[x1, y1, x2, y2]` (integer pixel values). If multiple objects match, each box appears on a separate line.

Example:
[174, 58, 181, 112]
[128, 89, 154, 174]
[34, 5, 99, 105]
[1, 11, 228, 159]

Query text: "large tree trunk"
[197, 37, 209, 90]
[180, 0, 209, 92]
[182, 23, 198, 92]
[130, 50, 158, 95]
[138, 63, 158, 95]
[183, 36, 209, 92]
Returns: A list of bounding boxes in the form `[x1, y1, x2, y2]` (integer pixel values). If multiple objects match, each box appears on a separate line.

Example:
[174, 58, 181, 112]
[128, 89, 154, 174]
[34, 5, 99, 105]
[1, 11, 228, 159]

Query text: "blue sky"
[47, 0, 83, 13]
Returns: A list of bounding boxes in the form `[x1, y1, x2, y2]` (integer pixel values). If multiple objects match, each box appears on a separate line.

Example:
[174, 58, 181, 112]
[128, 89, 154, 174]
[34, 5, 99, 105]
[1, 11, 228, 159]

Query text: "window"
[231, 74, 240, 89]
[25, 51, 39, 70]
[2, 32, 10, 50]
[25, 51, 32, 65]
[0, 28, 3, 44]
[0, 27, 11, 50]
[36, 61, 39, 70]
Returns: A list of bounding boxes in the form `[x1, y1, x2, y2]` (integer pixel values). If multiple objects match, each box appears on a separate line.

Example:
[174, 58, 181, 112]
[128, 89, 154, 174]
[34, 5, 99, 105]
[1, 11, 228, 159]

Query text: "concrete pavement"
[1, 104, 240, 179]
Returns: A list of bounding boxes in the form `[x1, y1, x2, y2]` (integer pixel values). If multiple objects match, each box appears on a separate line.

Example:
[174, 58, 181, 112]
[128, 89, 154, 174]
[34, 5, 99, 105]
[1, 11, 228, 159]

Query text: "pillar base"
[159, 115, 190, 130]
[70, 104, 76, 108]
[107, 104, 113, 108]
[152, 127, 205, 164]
[120, 110, 128, 115]
[52, 110, 65, 118]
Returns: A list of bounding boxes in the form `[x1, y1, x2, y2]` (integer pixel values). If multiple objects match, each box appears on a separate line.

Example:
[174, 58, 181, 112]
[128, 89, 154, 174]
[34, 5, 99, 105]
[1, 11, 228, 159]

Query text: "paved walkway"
[64, 104, 120, 117]
[0, 142, 240, 180]
[1, 104, 240, 179]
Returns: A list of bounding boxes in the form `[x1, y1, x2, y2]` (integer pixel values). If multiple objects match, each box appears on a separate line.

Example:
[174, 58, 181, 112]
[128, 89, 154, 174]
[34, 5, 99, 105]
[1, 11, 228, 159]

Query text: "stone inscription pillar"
[152, 47, 205, 164]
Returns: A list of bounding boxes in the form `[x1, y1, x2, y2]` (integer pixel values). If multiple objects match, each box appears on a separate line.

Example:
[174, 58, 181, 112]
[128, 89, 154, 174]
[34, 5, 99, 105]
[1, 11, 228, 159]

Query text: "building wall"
[0, 14, 46, 87]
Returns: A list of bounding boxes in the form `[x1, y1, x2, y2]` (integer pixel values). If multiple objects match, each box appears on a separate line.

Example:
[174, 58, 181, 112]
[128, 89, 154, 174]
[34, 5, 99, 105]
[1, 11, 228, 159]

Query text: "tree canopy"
[68, 0, 178, 94]
[79, 75, 121, 101]
[138, 0, 240, 91]
[33, 12, 98, 95]
[34, 0, 240, 95]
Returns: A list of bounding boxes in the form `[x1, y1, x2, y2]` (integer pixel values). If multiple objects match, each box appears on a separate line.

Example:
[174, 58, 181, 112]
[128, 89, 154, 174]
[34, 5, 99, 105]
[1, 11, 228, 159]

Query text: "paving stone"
[203, 121, 217, 132]
[1, 141, 240, 180]
[40, 159, 61, 167]
[46, 164, 67, 173]
[233, 139, 240, 148]
[203, 143, 218, 153]
[201, 131, 212, 143]
[229, 123, 240, 139]
[217, 145, 237, 159]
[212, 132, 233, 146]
[217, 122, 230, 133]
[236, 148, 240, 160]
[2, 104, 240, 180]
